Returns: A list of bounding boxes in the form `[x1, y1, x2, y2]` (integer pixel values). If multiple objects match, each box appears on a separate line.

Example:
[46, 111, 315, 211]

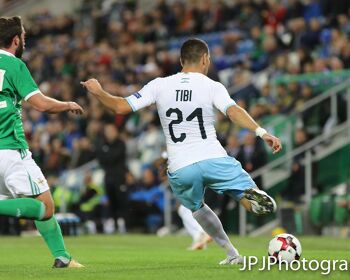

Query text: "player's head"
[180, 38, 210, 75]
[104, 123, 119, 143]
[0, 16, 25, 58]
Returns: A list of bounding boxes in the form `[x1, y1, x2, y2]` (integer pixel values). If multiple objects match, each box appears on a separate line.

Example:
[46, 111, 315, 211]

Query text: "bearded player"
[0, 16, 83, 268]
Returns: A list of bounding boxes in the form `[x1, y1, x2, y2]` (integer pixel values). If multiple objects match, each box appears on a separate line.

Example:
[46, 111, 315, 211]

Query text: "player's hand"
[67, 101, 84, 115]
[80, 79, 103, 95]
[262, 133, 282, 154]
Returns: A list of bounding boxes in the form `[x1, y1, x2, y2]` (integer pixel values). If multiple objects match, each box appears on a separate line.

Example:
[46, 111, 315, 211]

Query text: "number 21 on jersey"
[166, 107, 207, 143]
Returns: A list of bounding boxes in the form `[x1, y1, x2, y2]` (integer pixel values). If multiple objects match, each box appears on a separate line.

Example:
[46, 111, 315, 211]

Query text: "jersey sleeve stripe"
[125, 96, 137, 112]
[24, 90, 41, 101]
[224, 102, 236, 115]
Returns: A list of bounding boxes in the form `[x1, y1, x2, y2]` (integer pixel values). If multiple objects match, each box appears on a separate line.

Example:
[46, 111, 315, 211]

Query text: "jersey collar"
[0, 49, 15, 57]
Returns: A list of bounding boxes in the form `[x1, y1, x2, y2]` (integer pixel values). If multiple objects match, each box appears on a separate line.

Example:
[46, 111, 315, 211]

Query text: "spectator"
[301, 18, 322, 49]
[44, 137, 71, 176]
[276, 84, 295, 113]
[96, 123, 128, 233]
[230, 68, 260, 106]
[72, 172, 105, 234]
[299, 85, 324, 137]
[295, 84, 313, 111]
[63, 120, 82, 152]
[240, 3, 263, 32]
[71, 137, 96, 168]
[137, 119, 166, 167]
[236, 132, 268, 189]
[257, 83, 276, 105]
[128, 168, 164, 233]
[282, 129, 309, 203]
[263, 0, 287, 30]
[303, 0, 322, 22]
[225, 134, 240, 158]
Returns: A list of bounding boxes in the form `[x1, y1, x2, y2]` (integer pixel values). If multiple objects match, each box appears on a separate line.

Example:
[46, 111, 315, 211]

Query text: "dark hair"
[0, 16, 23, 48]
[180, 38, 209, 65]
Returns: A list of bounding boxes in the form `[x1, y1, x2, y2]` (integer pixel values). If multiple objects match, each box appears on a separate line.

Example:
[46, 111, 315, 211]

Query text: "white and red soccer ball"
[268, 233, 302, 263]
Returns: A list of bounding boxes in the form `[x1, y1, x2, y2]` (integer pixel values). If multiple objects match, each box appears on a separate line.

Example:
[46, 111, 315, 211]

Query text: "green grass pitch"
[0, 235, 349, 280]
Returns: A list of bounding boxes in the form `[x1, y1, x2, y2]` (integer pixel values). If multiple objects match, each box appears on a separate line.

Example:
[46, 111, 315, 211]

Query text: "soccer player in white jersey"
[0, 16, 83, 268]
[81, 38, 282, 265]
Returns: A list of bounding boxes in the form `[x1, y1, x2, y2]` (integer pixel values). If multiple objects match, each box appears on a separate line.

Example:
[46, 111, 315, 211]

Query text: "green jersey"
[0, 49, 40, 149]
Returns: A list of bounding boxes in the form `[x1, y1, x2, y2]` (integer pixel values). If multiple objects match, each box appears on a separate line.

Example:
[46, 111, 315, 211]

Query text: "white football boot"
[219, 255, 244, 265]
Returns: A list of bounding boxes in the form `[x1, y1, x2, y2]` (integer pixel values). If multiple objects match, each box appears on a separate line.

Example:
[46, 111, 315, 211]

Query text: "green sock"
[0, 198, 45, 220]
[35, 216, 71, 260]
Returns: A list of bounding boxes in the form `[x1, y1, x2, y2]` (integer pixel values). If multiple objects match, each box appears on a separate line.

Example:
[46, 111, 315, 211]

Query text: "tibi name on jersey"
[176, 89, 192, 102]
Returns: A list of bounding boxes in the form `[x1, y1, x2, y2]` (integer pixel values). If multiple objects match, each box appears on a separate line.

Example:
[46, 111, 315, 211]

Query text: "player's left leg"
[34, 190, 83, 268]
[168, 164, 242, 265]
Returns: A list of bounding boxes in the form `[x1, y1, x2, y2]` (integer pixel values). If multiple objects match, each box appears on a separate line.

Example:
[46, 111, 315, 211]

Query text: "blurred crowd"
[13, 0, 350, 232]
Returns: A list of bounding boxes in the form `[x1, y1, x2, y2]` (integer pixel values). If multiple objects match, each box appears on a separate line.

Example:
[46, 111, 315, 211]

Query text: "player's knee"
[42, 207, 55, 221]
[36, 191, 55, 220]
[41, 201, 55, 220]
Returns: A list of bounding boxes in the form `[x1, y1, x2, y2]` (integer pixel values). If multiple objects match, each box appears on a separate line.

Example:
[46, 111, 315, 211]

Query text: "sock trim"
[38, 202, 46, 220]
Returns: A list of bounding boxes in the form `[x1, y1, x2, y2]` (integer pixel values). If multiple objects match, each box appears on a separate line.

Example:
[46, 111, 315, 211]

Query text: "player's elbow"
[27, 93, 53, 113]
[226, 105, 242, 121]
[114, 100, 132, 115]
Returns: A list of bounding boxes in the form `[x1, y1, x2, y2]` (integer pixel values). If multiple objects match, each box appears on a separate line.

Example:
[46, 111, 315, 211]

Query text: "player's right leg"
[0, 149, 83, 268]
[0, 196, 46, 219]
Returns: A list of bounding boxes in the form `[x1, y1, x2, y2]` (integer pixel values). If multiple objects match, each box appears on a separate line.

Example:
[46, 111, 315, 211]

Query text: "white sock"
[193, 204, 239, 257]
[178, 204, 204, 242]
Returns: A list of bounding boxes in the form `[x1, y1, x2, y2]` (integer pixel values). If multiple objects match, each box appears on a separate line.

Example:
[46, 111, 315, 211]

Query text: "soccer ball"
[268, 233, 302, 263]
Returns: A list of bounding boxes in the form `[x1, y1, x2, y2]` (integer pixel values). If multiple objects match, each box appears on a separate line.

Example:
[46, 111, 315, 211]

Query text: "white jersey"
[126, 72, 236, 172]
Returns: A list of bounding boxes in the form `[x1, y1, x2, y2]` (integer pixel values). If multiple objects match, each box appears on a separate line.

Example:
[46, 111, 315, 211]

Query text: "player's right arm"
[226, 105, 281, 154]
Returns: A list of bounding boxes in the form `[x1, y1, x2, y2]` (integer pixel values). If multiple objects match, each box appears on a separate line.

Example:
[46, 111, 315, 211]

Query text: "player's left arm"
[226, 105, 282, 154]
[81, 79, 132, 115]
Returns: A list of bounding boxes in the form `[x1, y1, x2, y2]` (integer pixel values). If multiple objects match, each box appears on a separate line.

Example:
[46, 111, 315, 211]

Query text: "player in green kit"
[0, 16, 84, 268]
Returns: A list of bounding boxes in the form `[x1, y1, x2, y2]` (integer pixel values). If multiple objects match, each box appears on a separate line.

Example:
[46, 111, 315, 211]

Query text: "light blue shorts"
[168, 157, 256, 211]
